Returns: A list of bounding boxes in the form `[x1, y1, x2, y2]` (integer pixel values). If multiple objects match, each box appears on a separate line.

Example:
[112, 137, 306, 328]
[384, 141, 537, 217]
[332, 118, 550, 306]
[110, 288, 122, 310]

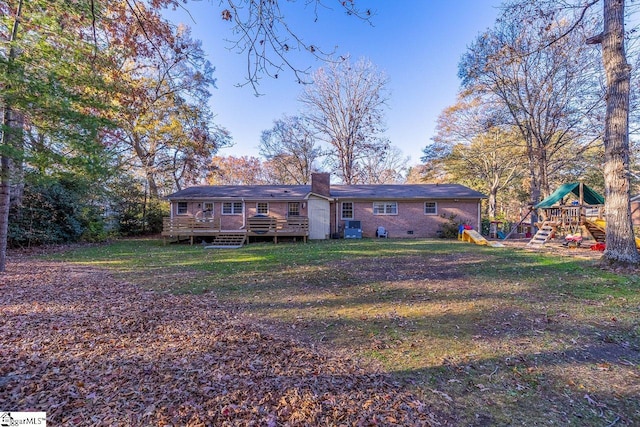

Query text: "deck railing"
[538, 205, 605, 226]
[162, 216, 309, 237]
[162, 217, 221, 235]
[246, 216, 309, 239]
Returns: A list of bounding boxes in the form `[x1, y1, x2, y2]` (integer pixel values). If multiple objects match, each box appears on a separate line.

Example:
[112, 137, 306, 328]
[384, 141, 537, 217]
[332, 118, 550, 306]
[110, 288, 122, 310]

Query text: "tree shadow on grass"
[389, 341, 640, 426]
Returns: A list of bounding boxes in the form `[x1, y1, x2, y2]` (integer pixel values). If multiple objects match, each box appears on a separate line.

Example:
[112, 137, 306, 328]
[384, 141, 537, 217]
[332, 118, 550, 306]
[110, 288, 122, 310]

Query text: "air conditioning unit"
[344, 220, 362, 239]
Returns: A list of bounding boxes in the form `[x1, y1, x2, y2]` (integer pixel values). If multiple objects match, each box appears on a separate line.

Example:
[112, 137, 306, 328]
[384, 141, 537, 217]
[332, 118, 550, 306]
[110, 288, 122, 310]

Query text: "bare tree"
[259, 115, 322, 184]
[357, 145, 409, 184]
[459, 7, 603, 219]
[208, 155, 267, 185]
[431, 93, 526, 217]
[217, 0, 372, 91]
[404, 164, 431, 184]
[300, 57, 389, 184]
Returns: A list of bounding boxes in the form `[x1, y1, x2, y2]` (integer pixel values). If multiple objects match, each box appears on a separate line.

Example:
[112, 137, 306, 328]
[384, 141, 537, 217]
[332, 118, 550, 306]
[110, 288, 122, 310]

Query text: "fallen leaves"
[0, 259, 441, 425]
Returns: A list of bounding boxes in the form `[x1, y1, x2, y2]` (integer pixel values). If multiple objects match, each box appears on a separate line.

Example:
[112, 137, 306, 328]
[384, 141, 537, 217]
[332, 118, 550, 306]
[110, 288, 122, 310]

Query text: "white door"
[308, 198, 330, 240]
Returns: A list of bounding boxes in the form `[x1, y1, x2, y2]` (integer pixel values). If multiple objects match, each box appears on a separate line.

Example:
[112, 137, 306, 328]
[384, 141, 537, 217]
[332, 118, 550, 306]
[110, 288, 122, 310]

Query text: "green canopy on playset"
[535, 183, 605, 208]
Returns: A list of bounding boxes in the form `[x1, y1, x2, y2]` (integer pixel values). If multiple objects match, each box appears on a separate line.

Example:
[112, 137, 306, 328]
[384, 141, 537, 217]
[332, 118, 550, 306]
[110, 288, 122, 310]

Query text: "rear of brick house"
[165, 173, 486, 241]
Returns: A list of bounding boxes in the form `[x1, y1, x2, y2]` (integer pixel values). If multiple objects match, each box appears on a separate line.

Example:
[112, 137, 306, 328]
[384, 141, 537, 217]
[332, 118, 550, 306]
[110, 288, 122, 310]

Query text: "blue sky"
[165, 1, 502, 166]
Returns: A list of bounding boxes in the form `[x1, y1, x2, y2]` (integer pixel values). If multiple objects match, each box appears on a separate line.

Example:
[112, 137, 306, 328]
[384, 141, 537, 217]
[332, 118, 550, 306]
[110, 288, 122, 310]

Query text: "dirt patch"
[0, 257, 444, 426]
[498, 238, 605, 260]
[331, 253, 483, 282]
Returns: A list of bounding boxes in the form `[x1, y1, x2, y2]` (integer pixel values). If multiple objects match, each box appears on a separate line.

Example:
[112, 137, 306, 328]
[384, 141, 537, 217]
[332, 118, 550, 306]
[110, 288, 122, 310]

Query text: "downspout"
[241, 198, 246, 229]
[478, 200, 481, 231]
[335, 199, 339, 237]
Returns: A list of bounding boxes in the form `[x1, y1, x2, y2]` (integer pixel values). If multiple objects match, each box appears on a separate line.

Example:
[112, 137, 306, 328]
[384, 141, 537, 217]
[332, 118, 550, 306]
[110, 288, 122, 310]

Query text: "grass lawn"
[53, 238, 640, 425]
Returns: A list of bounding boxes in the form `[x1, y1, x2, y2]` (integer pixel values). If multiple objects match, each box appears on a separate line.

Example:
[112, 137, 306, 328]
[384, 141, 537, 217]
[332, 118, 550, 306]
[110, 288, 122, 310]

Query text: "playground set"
[525, 182, 640, 250]
[458, 182, 640, 250]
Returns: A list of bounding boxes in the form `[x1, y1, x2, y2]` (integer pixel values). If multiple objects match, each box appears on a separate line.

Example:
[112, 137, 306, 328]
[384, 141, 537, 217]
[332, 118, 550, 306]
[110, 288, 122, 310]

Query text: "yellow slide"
[585, 219, 640, 248]
[459, 229, 505, 248]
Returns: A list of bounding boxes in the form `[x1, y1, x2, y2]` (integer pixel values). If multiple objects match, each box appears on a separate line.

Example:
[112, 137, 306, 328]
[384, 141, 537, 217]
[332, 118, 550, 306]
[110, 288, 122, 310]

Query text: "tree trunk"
[9, 111, 25, 207]
[488, 187, 498, 220]
[598, 0, 640, 264]
[0, 0, 23, 272]
[146, 170, 159, 199]
[0, 116, 11, 272]
[538, 145, 550, 198]
[529, 163, 541, 232]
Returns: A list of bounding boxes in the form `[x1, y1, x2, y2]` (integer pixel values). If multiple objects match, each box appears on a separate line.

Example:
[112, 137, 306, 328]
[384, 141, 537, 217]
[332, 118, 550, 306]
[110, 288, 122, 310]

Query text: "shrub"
[9, 179, 86, 247]
[438, 214, 463, 239]
[108, 175, 168, 236]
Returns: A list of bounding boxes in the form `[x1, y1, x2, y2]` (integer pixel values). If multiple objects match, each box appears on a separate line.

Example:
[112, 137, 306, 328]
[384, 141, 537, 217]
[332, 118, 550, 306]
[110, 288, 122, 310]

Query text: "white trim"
[424, 201, 438, 215]
[288, 202, 301, 217]
[341, 201, 354, 220]
[256, 202, 269, 215]
[373, 201, 398, 215]
[306, 192, 334, 201]
[222, 201, 243, 215]
[176, 201, 188, 215]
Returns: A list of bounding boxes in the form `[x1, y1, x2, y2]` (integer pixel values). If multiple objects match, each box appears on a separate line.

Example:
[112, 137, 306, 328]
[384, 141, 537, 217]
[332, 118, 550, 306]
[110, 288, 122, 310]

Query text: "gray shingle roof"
[330, 184, 486, 199]
[167, 185, 311, 200]
[167, 184, 486, 200]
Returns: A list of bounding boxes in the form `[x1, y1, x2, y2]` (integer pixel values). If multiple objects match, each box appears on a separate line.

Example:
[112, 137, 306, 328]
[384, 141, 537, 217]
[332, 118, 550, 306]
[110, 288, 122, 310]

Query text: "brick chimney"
[311, 173, 331, 197]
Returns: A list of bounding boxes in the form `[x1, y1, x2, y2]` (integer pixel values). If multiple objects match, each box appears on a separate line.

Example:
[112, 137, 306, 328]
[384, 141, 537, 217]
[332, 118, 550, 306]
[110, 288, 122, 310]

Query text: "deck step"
[204, 233, 246, 249]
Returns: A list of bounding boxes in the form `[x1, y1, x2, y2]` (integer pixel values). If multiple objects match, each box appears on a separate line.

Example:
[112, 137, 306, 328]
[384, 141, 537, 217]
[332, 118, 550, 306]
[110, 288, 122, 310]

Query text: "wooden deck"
[537, 205, 604, 233]
[162, 216, 309, 245]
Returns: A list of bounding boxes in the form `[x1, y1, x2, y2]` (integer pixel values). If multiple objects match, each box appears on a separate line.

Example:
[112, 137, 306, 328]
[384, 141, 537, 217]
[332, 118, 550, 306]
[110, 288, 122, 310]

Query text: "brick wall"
[172, 198, 480, 238]
[311, 173, 331, 197]
[172, 200, 308, 230]
[336, 200, 479, 238]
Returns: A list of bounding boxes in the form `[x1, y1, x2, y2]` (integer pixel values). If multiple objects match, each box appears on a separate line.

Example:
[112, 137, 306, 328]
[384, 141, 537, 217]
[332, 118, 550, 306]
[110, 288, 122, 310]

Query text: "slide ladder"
[583, 219, 606, 243]
[526, 222, 555, 248]
[584, 219, 640, 248]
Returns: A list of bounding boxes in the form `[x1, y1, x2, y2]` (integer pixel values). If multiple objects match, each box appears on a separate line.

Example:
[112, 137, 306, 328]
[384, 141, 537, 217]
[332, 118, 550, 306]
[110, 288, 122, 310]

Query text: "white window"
[288, 202, 300, 216]
[373, 202, 397, 215]
[256, 202, 269, 214]
[222, 202, 243, 215]
[424, 202, 437, 215]
[177, 202, 188, 215]
[341, 202, 354, 219]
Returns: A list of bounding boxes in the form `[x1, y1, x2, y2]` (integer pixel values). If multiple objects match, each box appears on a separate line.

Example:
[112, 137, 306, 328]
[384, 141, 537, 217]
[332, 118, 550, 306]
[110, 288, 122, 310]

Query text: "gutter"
[241, 198, 246, 229]
[335, 199, 339, 236]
